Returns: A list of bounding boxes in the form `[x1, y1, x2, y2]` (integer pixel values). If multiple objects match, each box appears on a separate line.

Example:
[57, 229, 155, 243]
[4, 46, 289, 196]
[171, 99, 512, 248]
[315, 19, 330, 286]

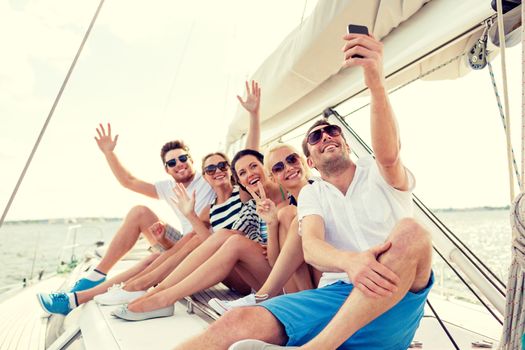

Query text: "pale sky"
[0, 0, 522, 223]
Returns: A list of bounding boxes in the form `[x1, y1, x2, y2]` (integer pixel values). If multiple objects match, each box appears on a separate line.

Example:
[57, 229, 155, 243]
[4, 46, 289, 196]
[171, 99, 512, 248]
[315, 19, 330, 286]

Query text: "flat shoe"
[112, 304, 174, 321]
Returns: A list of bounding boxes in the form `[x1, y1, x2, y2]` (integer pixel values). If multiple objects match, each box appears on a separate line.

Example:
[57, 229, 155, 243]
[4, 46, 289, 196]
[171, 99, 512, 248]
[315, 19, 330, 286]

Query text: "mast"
[0, 0, 106, 229]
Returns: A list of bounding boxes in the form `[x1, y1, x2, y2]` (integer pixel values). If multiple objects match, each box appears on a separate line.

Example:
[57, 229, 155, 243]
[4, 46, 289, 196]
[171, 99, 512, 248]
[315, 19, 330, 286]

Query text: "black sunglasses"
[306, 125, 342, 145]
[271, 153, 300, 174]
[204, 161, 229, 175]
[165, 154, 189, 168]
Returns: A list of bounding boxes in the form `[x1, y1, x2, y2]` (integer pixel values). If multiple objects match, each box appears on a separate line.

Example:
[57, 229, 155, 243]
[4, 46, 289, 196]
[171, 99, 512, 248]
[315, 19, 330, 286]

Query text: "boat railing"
[56, 224, 105, 273]
[0, 223, 107, 298]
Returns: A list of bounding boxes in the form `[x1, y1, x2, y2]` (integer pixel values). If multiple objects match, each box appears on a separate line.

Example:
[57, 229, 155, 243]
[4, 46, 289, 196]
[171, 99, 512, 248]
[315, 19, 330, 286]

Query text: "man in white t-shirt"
[69, 126, 215, 293]
[36, 127, 218, 316]
[175, 32, 432, 350]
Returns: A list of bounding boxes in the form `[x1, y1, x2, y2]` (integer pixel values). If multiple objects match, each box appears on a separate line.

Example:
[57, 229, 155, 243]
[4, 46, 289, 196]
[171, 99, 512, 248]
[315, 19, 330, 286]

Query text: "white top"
[297, 155, 415, 287]
[155, 172, 216, 235]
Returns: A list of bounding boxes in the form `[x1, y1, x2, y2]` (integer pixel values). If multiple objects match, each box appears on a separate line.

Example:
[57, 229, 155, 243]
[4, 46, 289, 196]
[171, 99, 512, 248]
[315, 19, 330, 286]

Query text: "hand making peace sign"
[246, 181, 278, 226]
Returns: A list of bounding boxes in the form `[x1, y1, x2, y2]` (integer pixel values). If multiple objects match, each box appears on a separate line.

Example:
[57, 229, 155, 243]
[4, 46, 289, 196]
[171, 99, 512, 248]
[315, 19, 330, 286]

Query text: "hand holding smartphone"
[347, 24, 369, 58]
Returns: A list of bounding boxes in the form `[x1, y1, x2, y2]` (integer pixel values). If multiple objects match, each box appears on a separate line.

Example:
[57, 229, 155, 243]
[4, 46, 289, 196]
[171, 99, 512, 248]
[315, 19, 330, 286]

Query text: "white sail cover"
[226, 0, 496, 147]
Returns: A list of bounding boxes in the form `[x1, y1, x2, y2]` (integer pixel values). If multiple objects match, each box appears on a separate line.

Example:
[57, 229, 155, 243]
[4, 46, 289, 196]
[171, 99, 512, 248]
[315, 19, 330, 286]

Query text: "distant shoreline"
[3, 206, 511, 224]
[3, 217, 123, 225]
[433, 205, 510, 213]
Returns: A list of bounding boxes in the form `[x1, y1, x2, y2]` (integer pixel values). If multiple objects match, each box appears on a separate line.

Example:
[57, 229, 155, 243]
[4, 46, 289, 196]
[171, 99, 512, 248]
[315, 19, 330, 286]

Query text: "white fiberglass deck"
[75, 259, 500, 350]
[0, 254, 501, 350]
[0, 276, 64, 350]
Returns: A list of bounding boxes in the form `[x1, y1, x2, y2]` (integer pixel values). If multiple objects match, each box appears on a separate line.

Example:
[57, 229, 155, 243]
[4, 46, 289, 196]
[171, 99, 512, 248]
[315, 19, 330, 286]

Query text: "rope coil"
[500, 192, 525, 349]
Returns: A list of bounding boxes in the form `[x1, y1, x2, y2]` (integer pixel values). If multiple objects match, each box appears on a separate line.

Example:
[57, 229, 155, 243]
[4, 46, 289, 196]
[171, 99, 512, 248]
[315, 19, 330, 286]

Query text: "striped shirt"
[209, 186, 243, 232]
[232, 199, 262, 243]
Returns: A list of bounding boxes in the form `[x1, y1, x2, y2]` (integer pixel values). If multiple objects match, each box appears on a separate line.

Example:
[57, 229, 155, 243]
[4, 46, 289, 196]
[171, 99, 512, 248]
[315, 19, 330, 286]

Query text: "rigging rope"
[522, 0, 525, 189]
[495, 0, 516, 203]
[425, 301, 461, 350]
[487, 61, 522, 189]
[497, 2, 525, 348]
[0, 0, 105, 229]
[339, 52, 466, 121]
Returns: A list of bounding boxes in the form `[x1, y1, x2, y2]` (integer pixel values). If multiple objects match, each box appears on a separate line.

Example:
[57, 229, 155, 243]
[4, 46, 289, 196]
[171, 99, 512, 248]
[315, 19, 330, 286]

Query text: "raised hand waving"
[171, 183, 196, 217]
[237, 80, 261, 115]
[95, 123, 119, 154]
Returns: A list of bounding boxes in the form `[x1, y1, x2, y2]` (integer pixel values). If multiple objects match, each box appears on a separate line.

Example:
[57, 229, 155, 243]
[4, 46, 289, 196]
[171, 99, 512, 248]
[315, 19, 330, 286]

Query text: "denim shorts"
[259, 272, 434, 350]
[165, 224, 182, 243]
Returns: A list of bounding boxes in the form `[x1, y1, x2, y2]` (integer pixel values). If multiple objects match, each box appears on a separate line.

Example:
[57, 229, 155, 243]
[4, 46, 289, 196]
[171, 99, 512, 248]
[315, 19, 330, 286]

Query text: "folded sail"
[226, 0, 496, 148]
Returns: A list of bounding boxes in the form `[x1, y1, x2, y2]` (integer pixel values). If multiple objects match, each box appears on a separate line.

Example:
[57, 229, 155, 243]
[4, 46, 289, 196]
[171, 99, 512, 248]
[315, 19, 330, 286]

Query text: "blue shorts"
[259, 272, 434, 350]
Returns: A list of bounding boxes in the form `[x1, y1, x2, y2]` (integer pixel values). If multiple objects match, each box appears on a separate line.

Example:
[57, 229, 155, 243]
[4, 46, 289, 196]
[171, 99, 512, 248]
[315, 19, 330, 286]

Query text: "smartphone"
[347, 24, 369, 58]
[347, 24, 369, 35]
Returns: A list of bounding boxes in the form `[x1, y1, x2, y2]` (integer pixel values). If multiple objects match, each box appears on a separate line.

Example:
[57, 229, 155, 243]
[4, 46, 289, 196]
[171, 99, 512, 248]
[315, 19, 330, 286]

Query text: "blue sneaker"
[69, 277, 106, 293]
[37, 292, 72, 315]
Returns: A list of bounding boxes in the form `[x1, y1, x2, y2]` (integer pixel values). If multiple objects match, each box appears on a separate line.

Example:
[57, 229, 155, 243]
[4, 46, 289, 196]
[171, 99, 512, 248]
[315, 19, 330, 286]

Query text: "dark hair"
[301, 119, 347, 157]
[160, 140, 189, 164]
[231, 149, 264, 189]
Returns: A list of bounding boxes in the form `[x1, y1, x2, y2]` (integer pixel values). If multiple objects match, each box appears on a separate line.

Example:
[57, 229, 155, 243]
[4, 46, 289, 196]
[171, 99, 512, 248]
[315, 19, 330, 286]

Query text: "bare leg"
[125, 231, 197, 286]
[175, 307, 287, 350]
[75, 253, 160, 304]
[301, 218, 433, 350]
[124, 235, 203, 291]
[275, 207, 300, 293]
[258, 218, 313, 298]
[96, 205, 159, 273]
[128, 235, 271, 312]
[129, 229, 237, 304]
[222, 267, 252, 295]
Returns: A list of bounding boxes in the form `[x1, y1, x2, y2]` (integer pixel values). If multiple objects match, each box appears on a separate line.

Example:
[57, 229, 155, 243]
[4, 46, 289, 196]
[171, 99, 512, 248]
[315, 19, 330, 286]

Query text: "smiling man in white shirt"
[175, 32, 433, 350]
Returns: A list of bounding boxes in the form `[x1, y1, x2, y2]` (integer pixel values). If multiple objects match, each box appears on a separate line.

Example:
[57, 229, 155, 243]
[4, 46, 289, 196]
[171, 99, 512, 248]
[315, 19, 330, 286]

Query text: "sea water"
[0, 220, 121, 290]
[0, 209, 513, 303]
[432, 208, 512, 303]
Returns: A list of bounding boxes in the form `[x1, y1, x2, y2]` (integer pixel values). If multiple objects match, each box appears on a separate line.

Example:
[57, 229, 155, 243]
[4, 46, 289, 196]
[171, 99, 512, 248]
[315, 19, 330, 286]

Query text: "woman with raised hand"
[112, 145, 289, 320]
[208, 144, 319, 315]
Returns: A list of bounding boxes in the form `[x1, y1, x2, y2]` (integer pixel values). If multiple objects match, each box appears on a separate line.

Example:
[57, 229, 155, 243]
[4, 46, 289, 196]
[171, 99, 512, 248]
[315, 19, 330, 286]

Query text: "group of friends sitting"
[37, 33, 433, 350]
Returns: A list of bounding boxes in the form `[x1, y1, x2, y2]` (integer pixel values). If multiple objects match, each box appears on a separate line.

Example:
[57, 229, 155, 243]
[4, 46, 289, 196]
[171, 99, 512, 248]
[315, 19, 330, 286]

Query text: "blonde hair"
[264, 143, 311, 180]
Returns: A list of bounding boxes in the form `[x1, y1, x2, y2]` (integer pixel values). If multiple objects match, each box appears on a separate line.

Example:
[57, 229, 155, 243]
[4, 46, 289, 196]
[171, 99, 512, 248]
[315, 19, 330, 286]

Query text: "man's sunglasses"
[271, 153, 300, 174]
[165, 154, 189, 168]
[306, 125, 342, 145]
[204, 161, 229, 175]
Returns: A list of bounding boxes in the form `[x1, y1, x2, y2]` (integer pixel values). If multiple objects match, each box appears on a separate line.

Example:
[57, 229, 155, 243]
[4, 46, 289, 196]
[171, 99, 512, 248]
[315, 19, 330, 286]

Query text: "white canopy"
[226, 0, 496, 148]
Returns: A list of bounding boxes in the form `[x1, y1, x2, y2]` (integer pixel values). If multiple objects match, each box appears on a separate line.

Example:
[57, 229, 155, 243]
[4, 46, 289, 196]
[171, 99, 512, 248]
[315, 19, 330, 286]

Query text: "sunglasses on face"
[306, 125, 342, 145]
[204, 161, 229, 175]
[165, 154, 189, 168]
[271, 153, 300, 174]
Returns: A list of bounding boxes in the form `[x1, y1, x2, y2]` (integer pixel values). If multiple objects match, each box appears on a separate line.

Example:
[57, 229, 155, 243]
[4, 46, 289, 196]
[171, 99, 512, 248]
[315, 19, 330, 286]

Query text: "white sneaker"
[94, 283, 146, 305]
[208, 293, 260, 315]
[228, 339, 297, 350]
